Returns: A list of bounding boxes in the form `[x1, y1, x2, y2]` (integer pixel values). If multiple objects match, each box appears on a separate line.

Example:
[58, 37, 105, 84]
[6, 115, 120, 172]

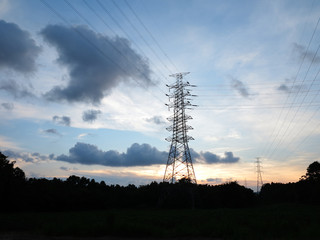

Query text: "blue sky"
[0, 0, 320, 188]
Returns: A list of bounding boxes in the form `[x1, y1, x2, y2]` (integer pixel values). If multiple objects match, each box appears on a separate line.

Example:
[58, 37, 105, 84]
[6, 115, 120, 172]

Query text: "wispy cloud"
[1, 102, 14, 110]
[293, 43, 320, 63]
[231, 78, 250, 98]
[42, 128, 61, 136]
[77, 133, 93, 140]
[145, 116, 166, 125]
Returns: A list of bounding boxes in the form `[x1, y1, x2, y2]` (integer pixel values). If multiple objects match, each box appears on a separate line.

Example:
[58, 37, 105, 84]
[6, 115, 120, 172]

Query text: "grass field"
[0, 204, 319, 239]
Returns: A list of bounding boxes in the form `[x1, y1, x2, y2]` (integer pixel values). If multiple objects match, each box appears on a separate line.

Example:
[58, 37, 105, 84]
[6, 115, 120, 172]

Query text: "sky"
[1, 0, 320, 189]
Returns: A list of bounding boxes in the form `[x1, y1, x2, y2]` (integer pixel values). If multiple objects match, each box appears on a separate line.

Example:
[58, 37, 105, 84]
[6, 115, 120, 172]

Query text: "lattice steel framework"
[256, 157, 263, 193]
[163, 72, 197, 184]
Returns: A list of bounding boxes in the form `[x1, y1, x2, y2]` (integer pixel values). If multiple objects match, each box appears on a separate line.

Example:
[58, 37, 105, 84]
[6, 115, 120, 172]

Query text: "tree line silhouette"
[0, 152, 319, 212]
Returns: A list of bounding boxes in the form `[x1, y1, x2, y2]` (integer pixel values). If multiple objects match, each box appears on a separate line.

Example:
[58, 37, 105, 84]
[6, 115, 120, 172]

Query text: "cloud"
[0, 20, 41, 73]
[59, 166, 78, 171]
[54, 142, 240, 167]
[53, 115, 71, 126]
[199, 151, 240, 164]
[277, 81, 304, 93]
[31, 152, 48, 161]
[146, 116, 166, 125]
[206, 178, 223, 184]
[82, 109, 101, 123]
[190, 148, 201, 159]
[2, 150, 48, 163]
[55, 142, 167, 167]
[43, 128, 61, 136]
[231, 78, 250, 98]
[41, 24, 153, 104]
[0, 79, 35, 98]
[278, 84, 290, 92]
[293, 43, 320, 63]
[77, 133, 93, 139]
[1, 102, 14, 110]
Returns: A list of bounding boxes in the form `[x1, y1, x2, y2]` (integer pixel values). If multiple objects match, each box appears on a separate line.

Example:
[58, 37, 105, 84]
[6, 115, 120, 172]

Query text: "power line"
[261, 15, 320, 159]
[267, 71, 320, 159]
[266, 67, 320, 160]
[123, 0, 180, 73]
[41, 0, 166, 105]
[83, 0, 169, 88]
[64, 0, 154, 88]
[103, 0, 174, 75]
[65, 0, 168, 101]
[265, 42, 320, 160]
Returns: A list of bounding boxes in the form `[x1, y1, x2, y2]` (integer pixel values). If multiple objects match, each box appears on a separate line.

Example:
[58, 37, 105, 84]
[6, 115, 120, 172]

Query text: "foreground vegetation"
[1, 204, 320, 239]
[1, 152, 320, 239]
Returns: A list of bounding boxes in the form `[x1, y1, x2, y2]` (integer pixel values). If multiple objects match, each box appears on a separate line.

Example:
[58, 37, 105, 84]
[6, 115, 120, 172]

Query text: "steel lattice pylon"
[163, 72, 197, 184]
[256, 157, 263, 193]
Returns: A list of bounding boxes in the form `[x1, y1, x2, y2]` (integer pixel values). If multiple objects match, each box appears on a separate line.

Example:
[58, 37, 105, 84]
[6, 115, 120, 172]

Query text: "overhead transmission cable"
[64, 0, 155, 87]
[265, 35, 320, 160]
[123, 0, 180, 73]
[262, 15, 320, 159]
[41, 0, 166, 105]
[266, 65, 320, 160]
[82, 0, 168, 94]
[280, 112, 320, 162]
[99, 0, 173, 76]
[83, 0, 169, 89]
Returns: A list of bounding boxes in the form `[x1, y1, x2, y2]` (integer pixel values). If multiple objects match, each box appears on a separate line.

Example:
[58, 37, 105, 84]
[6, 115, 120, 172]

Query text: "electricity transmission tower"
[256, 157, 263, 193]
[163, 72, 197, 184]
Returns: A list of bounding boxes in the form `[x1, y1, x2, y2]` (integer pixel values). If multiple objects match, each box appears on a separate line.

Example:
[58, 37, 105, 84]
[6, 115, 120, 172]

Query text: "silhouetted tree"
[300, 161, 320, 182]
[0, 152, 25, 184]
[296, 161, 320, 204]
[0, 152, 26, 211]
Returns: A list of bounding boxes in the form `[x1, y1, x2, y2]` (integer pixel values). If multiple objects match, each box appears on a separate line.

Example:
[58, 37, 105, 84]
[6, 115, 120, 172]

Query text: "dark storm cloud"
[43, 128, 61, 136]
[231, 78, 250, 98]
[1, 102, 14, 110]
[55, 142, 240, 167]
[0, 79, 35, 98]
[0, 20, 41, 73]
[55, 142, 167, 167]
[293, 43, 320, 63]
[41, 24, 153, 104]
[200, 151, 240, 164]
[145, 116, 166, 125]
[53, 115, 71, 126]
[82, 109, 101, 122]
